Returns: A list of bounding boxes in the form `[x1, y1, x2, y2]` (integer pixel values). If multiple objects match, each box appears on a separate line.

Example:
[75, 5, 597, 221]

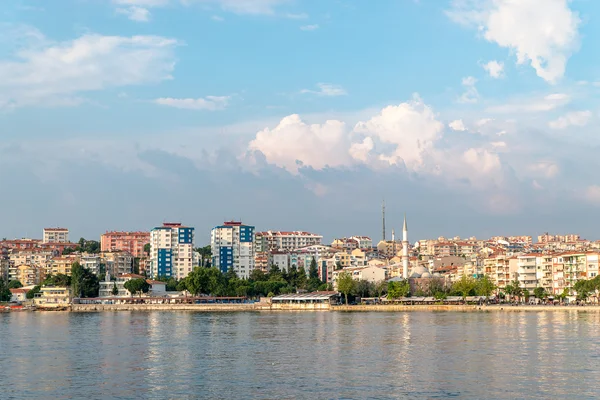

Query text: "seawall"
[70, 303, 600, 312]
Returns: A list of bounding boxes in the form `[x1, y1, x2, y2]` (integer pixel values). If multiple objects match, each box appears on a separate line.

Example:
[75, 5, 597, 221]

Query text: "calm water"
[1, 311, 600, 399]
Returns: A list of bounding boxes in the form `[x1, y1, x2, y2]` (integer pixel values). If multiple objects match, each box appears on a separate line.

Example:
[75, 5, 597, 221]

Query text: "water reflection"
[2, 311, 600, 399]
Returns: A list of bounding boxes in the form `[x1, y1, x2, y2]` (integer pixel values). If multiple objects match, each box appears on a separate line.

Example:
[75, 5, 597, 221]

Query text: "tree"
[309, 257, 319, 280]
[70, 262, 100, 298]
[111, 282, 119, 296]
[143, 243, 151, 255]
[452, 275, 476, 300]
[43, 273, 71, 287]
[336, 272, 355, 305]
[353, 280, 375, 298]
[176, 279, 188, 294]
[8, 280, 23, 289]
[533, 286, 547, 300]
[123, 278, 150, 297]
[475, 275, 496, 297]
[0, 279, 12, 302]
[296, 266, 308, 289]
[387, 280, 410, 299]
[71, 262, 84, 297]
[26, 286, 41, 299]
[375, 280, 388, 298]
[428, 277, 446, 298]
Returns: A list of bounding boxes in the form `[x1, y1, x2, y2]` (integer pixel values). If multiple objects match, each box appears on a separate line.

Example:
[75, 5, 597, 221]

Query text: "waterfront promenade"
[67, 302, 600, 312]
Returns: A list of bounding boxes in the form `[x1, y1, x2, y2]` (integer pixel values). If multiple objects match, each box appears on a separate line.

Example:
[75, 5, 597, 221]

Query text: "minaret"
[382, 200, 386, 242]
[391, 229, 396, 258]
[402, 214, 409, 278]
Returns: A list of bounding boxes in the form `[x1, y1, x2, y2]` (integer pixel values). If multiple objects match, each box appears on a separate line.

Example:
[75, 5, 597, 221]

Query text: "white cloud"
[462, 147, 501, 174]
[211, 15, 224, 21]
[300, 24, 319, 31]
[0, 30, 178, 109]
[585, 185, 600, 205]
[486, 93, 570, 113]
[483, 60, 504, 78]
[491, 141, 506, 148]
[192, 0, 289, 15]
[448, 0, 580, 84]
[248, 114, 351, 173]
[113, 0, 169, 5]
[548, 110, 592, 129]
[528, 161, 559, 179]
[476, 118, 493, 126]
[449, 119, 467, 131]
[154, 96, 230, 110]
[458, 76, 479, 103]
[301, 83, 346, 97]
[349, 137, 374, 163]
[286, 12, 308, 19]
[116, 6, 151, 21]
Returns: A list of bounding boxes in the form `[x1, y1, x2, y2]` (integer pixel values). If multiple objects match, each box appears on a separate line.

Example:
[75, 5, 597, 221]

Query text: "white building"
[211, 221, 255, 279]
[255, 230, 322, 252]
[350, 236, 373, 249]
[43, 228, 69, 244]
[517, 254, 538, 293]
[332, 266, 387, 289]
[81, 254, 102, 276]
[150, 223, 195, 280]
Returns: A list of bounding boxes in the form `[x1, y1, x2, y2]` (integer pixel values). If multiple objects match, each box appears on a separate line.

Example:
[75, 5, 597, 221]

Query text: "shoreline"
[55, 303, 600, 312]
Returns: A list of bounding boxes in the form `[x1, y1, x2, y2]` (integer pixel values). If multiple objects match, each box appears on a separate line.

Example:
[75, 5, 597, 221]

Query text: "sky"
[1, 0, 600, 244]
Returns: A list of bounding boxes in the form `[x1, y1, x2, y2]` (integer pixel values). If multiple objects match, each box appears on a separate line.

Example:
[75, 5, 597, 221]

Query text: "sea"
[1, 311, 599, 399]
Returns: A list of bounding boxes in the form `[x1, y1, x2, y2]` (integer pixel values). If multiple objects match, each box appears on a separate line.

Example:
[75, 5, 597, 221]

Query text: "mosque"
[393, 213, 441, 280]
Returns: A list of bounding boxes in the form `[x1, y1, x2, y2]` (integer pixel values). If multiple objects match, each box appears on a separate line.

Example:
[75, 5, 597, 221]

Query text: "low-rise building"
[9, 264, 45, 286]
[10, 288, 30, 302]
[100, 231, 150, 258]
[34, 286, 71, 308]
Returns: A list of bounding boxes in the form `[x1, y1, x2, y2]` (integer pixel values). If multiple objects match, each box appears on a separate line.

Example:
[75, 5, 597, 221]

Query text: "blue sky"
[1, 0, 600, 244]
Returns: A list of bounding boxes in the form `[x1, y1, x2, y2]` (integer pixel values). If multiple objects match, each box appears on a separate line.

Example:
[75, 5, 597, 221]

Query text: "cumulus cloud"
[458, 76, 479, 103]
[301, 83, 347, 97]
[449, 119, 467, 131]
[528, 161, 559, 179]
[300, 24, 319, 31]
[548, 110, 592, 129]
[154, 96, 230, 110]
[448, 0, 580, 83]
[248, 114, 351, 173]
[116, 6, 151, 21]
[0, 28, 178, 109]
[482, 60, 504, 78]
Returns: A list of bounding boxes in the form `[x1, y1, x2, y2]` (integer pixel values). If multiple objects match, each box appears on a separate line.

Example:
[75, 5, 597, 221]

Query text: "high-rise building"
[211, 221, 255, 279]
[100, 231, 150, 258]
[150, 223, 195, 279]
[43, 228, 69, 244]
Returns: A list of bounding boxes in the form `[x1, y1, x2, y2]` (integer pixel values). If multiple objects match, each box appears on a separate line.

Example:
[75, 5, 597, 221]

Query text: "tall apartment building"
[150, 223, 195, 279]
[255, 231, 322, 252]
[211, 221, 255, 279]
[100, 231, 150, 258]
[43, 228, 69, 244]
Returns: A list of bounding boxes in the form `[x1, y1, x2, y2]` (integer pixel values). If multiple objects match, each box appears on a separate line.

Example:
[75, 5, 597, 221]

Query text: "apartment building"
[255, 230, 322, 252]
[43, 228, 69, 244]
[47, 255, 81, 276]
[102, 251, 133, 277]
[150, 223, 195, 280]
[9, 264, 45, 286]
[81, 254, 102, 275]
[9, 249, 54, 269]
[211, 221, 254, 279]
[517, 254, 538, 294]
[100, 231, 150, 258]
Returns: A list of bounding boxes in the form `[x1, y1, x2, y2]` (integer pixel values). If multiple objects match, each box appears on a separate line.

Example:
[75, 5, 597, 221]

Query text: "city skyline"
[2, 0, 600, 240]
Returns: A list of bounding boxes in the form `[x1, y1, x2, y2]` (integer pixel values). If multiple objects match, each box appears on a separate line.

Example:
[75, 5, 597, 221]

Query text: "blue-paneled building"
[211, 221, 255, 279]
[150, 223, 196, 279]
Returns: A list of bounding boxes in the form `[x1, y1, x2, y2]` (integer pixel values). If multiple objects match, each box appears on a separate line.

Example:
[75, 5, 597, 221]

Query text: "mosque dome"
[413, 266, 429, 275]
[409, 272, 421, 279]
[433, 272, 442, 278]
[421, 272, 432, 279]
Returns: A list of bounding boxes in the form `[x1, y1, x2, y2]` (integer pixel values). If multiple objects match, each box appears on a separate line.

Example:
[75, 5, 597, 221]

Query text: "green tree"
[309, 257, 319, 279]
[8, 280, 23, 289]
[533, 286, 547, 300]
[0, 279, 12, 302]
[71, 262, 84, 297]
[387, 280, 410, 299]
[296, 266, 308, 289]
[353, 280, 375, 298]
[452, 275, 476, 300]
[428, 277, 446, 298]
[143, 243, 151, 255]
[176, 279, 188, 295]
[111, 282, 119, 296]
[475, 275, 496, 297]
[375, 280, 388, 298]
[133, 258, 140, 275]
[43, 273, 71, 287]
[336, 272, 355, 305]
[124, 278, 150, 297]
[26, 286, 41, 299]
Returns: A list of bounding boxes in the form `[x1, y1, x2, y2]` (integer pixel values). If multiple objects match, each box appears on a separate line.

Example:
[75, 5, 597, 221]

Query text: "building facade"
[43, 228, 69, 244]
[255, 231, 322, 252]
[149, 223, 195, 280]
[100, 231, 150, 258]
[211, 221, 255, 279]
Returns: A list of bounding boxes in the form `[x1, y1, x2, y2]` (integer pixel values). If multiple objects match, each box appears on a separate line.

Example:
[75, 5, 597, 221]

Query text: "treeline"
[336, 272, 498, 304]
[175, 262, 330, 297]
